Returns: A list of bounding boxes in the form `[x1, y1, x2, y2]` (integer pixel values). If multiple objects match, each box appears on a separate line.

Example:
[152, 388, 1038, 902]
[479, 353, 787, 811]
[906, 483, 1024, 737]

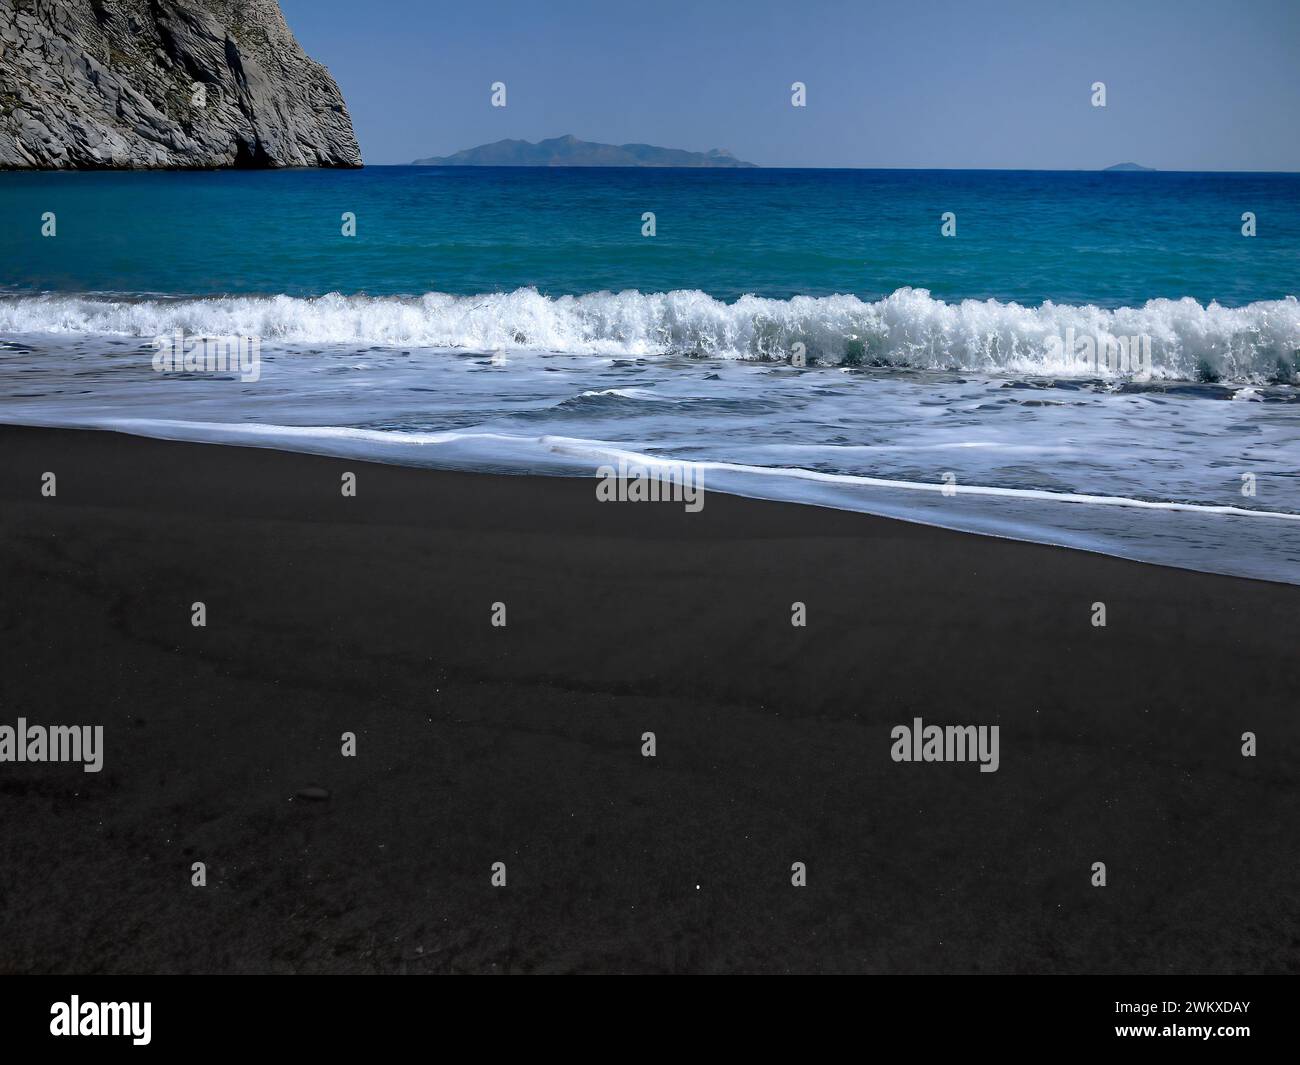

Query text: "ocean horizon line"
[365, 162, 1300, 175]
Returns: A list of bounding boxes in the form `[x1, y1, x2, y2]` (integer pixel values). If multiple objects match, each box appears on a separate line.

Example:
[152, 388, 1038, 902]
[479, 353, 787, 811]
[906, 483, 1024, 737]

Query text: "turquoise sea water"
[1, 167, 1299, 581]
[1, 167, 1297, 304]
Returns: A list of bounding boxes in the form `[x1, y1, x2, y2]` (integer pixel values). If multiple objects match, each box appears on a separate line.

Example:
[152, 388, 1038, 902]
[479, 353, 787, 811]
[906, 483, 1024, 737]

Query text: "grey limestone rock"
[0, 0, 361, 168]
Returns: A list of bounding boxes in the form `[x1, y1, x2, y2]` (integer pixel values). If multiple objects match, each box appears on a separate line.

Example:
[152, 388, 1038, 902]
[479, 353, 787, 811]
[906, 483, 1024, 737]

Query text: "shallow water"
[3, 336, 1299, 583]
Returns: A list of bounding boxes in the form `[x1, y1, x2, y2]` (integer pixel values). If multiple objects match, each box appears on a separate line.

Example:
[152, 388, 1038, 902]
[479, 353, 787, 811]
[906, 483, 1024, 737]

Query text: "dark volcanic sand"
[0, 425, 1296, 974]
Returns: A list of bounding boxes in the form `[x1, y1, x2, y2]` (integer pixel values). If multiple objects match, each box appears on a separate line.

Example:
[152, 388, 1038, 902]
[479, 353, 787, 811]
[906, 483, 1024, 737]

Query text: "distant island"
[413, 135, 757, 168]
[1104, 162, 1157, 171]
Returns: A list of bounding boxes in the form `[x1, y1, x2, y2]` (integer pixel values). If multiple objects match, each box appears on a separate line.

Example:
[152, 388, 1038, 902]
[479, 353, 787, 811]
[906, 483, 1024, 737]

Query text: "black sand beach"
[0, 425, 1296, 974]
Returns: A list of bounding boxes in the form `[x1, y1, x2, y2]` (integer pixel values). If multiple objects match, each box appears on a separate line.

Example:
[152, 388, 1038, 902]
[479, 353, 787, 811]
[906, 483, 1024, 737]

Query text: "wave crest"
[2, 287, 1298, 383]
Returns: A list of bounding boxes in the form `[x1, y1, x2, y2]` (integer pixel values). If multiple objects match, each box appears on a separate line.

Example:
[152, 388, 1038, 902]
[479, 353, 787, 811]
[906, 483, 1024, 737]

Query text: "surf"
[2, 287, 1298, 384]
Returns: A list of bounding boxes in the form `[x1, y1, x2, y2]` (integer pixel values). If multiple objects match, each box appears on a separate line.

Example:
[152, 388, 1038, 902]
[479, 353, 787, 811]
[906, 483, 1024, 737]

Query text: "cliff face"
[0, 0, 361, 168]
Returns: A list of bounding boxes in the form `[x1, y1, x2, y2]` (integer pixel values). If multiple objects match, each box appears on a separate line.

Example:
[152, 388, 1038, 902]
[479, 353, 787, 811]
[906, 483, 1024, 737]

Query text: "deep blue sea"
[2, 167, 1299, 580]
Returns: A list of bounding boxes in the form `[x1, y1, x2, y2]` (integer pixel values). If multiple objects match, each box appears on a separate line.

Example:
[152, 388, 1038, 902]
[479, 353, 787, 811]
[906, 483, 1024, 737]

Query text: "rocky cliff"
[0, 0, 361, 168]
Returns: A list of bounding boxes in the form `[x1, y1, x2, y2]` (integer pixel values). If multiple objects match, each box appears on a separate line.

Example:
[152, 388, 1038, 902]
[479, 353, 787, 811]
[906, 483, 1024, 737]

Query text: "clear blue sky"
[281, 0, 1300, 170]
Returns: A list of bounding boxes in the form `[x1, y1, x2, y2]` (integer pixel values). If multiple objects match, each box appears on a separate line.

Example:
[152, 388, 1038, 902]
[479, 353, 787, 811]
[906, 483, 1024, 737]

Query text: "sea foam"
[2, 287, 1298, 383]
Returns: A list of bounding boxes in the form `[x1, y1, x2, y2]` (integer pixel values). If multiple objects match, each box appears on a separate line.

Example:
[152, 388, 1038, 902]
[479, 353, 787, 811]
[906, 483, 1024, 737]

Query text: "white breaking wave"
[2, 286, 1298, 382]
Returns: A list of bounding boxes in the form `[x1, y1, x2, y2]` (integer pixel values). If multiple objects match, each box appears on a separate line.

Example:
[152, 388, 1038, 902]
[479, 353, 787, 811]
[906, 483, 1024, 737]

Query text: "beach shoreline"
[1, 425, 1297, 973]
